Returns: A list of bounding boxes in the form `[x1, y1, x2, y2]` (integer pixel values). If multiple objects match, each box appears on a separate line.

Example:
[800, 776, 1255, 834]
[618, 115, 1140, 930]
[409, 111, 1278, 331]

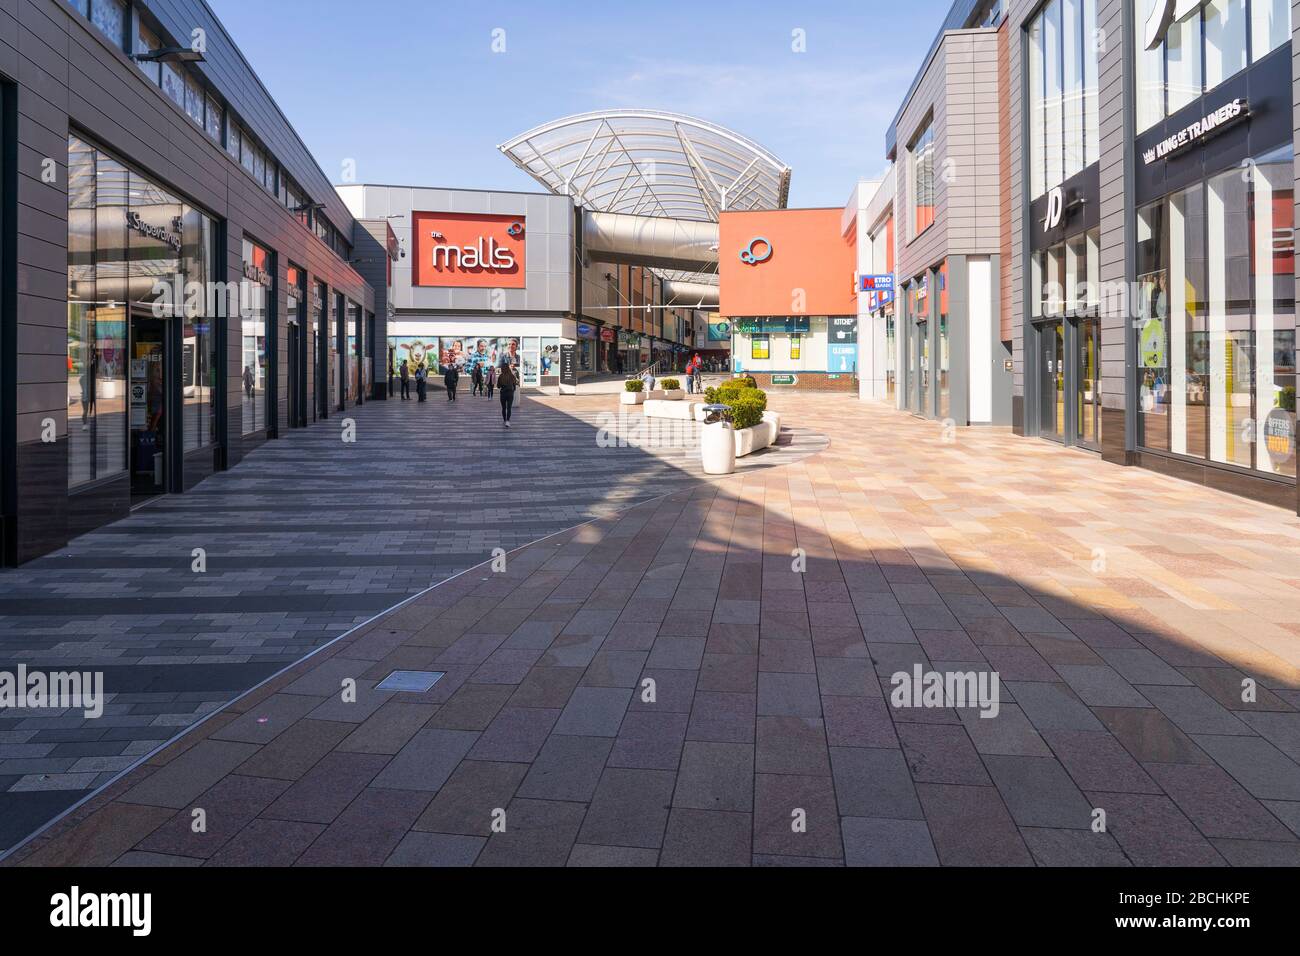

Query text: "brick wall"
[743, 374, 858, 393]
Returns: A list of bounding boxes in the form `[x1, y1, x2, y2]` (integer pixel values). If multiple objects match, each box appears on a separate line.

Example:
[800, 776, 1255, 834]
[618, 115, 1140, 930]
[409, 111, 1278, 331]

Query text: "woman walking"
[498, 361, 518, 428]
[486, 363, 496, 399]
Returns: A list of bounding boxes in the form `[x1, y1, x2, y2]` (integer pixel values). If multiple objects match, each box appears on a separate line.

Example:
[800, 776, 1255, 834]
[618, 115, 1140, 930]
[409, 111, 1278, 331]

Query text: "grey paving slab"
[369, 729, 479, 793]
[841, 817, 939, 867]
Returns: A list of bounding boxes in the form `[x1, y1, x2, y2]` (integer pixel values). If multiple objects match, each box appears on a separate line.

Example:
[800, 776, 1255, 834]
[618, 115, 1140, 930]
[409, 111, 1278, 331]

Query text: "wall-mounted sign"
[412, 212, 526, 288]
[1043, 187, 1064, 232]
[829, 344, 858, 373]
[830, 317, 858, 344]
[600, 327, 616, 343]
[1142, 98, 1249, 165]
[734, 317, 811, 335]
[860, 274, 894, 293]
[127, 211, 182, 252]
[560, 344, 577, 385]
[771, 375, 797, 386]
[708, 317, 731, 342]
[739, 237, 773, 265]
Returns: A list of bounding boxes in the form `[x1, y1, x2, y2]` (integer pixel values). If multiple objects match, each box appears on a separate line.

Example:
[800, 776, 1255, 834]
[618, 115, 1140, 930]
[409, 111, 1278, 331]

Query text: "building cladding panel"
[896, 39, 950, 282]
[0, 0, 375, 564]
[340, 184, 574, 316]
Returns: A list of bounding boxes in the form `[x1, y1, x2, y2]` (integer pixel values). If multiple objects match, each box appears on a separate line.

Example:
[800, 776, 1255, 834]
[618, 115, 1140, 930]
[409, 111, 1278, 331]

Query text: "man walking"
[444, 361, 460, 402]
[399, 359, 411, 401]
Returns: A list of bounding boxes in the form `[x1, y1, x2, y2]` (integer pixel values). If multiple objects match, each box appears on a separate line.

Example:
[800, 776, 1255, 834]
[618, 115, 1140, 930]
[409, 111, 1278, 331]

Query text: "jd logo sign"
[1144, 0, 1204, 50]
[1043, 187, 1064, 233]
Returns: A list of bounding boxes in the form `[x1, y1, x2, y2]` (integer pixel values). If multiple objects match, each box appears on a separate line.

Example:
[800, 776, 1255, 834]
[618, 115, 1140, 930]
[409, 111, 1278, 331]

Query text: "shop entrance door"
[1076, 317, 1101, 448]
[130, 315, 170, 501]
[1038, 320, 1066, 442]
[915, 320, 930, 417]
[287, 319, 303, 428]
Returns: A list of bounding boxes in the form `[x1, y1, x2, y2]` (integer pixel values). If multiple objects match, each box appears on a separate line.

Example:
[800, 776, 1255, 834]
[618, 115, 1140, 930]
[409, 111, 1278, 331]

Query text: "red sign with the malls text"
[412, 212, 526, 289]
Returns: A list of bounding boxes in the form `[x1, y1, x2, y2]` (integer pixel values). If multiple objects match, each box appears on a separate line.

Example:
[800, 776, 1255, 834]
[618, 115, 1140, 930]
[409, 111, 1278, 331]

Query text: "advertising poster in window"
[540, 338, 561, 382]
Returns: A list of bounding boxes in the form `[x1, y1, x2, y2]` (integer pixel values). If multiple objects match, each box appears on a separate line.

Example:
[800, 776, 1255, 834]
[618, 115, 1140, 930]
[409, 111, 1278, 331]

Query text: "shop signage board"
[734, 317, 811, 335]
[412, 212, 526, 288]
[829, 344, 858, 374]
[830, 317, 858, 344]
[771, 374, 797, 386]
[1141, 98, 1249, 165]
[560, 344, 576, 385]
[860, 274, 895, 310]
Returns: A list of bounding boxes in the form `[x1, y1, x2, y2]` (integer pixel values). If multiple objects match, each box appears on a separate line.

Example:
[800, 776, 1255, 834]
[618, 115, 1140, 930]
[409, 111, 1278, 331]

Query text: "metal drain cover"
[377, 671, 446, 693]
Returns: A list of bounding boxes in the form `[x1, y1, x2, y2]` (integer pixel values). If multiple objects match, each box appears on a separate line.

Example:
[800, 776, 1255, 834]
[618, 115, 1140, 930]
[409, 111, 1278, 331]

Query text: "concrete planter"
[620, 391, 646, 405]
[734, 424, 774, 458]
[647, 390, 668, 401]
[661, 389, 686, 401]
[761, 411, 782, 434]
[644, 400, 698, 420]
[701, 422, 736, 475]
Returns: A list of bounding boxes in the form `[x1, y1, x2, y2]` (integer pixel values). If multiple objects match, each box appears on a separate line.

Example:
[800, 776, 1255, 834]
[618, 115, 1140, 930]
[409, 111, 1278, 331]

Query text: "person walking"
[443, 361, 460, 402]
[485, 363, 496, 399]
[471, 362, 484, 397]
[498, 361, 518, 427]
[691, 353, 703, 394]
[399, 360, 411, 401]
[414, 362, 427, 402]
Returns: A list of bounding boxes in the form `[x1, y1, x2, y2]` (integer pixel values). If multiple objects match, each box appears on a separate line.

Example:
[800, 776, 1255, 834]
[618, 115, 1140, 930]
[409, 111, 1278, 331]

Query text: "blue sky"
[209, 0, 953, 208]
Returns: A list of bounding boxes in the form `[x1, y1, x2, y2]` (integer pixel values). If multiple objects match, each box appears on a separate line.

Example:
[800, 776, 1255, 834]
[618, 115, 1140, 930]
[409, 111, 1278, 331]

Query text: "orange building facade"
[718, 208, 859, 391]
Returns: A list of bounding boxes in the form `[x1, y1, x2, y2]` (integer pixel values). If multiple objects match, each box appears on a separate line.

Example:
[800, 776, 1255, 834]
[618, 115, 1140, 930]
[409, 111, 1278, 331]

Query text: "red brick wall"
[743, 373, 857, 393]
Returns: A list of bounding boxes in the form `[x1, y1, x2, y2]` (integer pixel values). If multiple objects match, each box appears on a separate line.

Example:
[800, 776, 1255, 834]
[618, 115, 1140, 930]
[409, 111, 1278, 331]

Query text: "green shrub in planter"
[659, 378, 681, 391]
[730, 394, 766, 431]
[625, 379, 644, 393]
[716, 381, 751, 401]
[734, 375, 758, 389]
[704, 386, 721, 404]
[717, 382, 767, 407]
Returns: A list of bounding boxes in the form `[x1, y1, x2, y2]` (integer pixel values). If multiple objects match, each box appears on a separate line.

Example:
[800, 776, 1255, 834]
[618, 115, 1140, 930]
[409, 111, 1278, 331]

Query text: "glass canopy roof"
[499, 110, 792, 224]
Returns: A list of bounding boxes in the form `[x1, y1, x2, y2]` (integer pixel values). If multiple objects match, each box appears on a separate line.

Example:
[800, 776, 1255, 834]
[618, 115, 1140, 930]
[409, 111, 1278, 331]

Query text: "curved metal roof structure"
[499, 110, 792, 223]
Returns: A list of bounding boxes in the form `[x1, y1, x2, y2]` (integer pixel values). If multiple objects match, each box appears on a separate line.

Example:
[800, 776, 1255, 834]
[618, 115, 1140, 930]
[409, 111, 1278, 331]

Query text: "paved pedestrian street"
[0, 393, 824, 853]
[5, 392, 1300, 866]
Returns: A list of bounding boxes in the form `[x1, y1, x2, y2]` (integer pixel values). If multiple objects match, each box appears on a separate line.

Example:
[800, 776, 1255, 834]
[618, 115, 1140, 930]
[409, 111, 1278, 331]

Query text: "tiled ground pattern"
[6, 394, 1300, 867]
[0, 393, 824, 852]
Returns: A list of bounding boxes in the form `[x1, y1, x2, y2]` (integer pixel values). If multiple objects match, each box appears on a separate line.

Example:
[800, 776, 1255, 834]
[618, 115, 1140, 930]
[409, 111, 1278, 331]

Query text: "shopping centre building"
[0, 0, 379, 565]
[875, 0, 1297, 512]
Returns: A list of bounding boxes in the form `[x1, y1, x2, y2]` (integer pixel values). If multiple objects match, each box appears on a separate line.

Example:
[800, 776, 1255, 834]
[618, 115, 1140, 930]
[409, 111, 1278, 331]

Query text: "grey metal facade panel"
[887, 0, 987, 155]
[897, 40, 949, 282]
[142, 0, 356, 239]
[1096, 0, 1127, 412]
[350, 185, 574, 316]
